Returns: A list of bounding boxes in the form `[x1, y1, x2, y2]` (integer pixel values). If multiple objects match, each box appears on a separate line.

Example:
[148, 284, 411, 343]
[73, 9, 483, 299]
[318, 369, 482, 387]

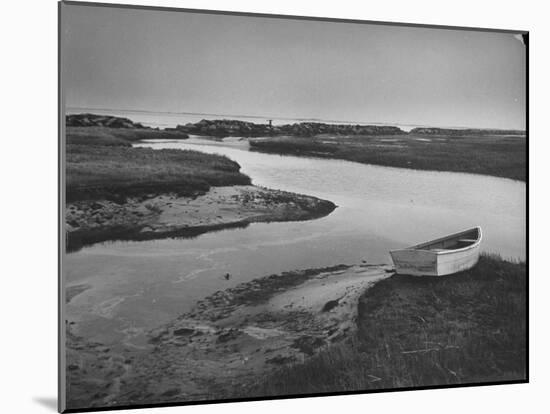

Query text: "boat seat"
[458, 239, 477, 243]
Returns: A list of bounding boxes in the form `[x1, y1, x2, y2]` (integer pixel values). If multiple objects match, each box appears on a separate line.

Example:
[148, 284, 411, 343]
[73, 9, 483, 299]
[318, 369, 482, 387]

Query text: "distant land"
[408, 127, 526, 136]
[65, 113, 526, 181]
[66, 113, 525, 138]
[67, 113, 149, 129]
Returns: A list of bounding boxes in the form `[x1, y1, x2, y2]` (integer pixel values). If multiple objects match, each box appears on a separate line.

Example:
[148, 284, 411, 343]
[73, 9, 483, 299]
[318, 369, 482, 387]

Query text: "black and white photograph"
[59, 1, 527, 412]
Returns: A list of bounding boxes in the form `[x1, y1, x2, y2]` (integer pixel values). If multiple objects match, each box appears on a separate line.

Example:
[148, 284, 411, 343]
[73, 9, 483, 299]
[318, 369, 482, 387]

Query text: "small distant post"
[267, 119, 273, 135]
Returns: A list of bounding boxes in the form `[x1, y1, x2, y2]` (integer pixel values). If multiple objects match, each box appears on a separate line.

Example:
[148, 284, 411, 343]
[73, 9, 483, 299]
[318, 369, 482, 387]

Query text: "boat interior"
[414, 227, 480, 252]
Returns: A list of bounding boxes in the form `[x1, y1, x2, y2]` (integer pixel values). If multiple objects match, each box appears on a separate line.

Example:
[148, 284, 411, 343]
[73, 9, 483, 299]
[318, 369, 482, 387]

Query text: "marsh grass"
[66, 144, 251, 201]
[66, 126, 188, 146]
[250, 134, 526, 181]
[246, 254, 526, 397]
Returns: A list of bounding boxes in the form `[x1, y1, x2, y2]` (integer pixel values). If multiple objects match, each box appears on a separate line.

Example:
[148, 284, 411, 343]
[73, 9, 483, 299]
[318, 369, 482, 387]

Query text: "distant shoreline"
[66, 114, 527, 182]
[67, 113, 526, 137]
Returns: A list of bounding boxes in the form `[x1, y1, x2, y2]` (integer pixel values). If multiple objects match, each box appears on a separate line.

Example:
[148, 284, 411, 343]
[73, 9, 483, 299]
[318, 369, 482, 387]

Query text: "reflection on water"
[65, 137, 526, 345]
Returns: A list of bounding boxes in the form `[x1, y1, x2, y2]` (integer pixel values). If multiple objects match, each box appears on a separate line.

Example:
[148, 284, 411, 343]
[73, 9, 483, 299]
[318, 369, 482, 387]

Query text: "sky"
[61, 3, 526, 130]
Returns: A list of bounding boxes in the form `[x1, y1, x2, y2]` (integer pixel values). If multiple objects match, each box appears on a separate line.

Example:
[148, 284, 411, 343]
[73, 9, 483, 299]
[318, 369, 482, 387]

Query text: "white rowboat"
[390, 226, 482, 276]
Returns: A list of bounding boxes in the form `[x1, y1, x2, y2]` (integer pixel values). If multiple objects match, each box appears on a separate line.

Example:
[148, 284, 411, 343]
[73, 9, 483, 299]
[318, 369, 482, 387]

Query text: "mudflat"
[66, 185, 336, 251]
[66, 264, 391, 409]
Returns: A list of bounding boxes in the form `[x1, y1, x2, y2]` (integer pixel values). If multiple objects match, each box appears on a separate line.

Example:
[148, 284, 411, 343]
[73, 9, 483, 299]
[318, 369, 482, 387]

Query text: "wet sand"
[66, 263, 392, 409]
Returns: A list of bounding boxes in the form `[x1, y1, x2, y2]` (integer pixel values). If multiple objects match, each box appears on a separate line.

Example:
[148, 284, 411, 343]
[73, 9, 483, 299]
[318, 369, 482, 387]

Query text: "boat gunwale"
[389, 226, 482, 257]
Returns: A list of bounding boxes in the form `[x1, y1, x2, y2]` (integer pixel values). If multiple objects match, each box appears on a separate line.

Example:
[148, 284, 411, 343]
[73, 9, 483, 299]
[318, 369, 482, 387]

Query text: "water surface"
[65, 137, 526, 346]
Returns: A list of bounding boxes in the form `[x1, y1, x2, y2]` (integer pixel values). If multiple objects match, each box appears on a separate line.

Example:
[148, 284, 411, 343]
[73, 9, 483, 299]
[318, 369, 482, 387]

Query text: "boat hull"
[390, 227, 482, 276]
[390, 249, 439, 276]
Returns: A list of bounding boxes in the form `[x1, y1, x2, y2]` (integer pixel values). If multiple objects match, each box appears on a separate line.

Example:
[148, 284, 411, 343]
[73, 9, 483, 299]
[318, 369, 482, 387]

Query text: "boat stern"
[390, 249, 438, 276]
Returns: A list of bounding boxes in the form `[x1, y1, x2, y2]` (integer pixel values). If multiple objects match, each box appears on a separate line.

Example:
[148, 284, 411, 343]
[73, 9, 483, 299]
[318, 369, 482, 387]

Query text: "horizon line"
[66, 106, 526, 132]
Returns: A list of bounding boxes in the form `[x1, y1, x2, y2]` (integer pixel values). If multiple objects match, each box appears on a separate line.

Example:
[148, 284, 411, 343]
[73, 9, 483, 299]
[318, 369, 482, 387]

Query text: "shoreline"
[67, 117, 525, 183]
[247, 254, 526, 397]
[66, 185, 336, 251]
[66, 254, 526, 410]
[66, 263, 392, 409]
